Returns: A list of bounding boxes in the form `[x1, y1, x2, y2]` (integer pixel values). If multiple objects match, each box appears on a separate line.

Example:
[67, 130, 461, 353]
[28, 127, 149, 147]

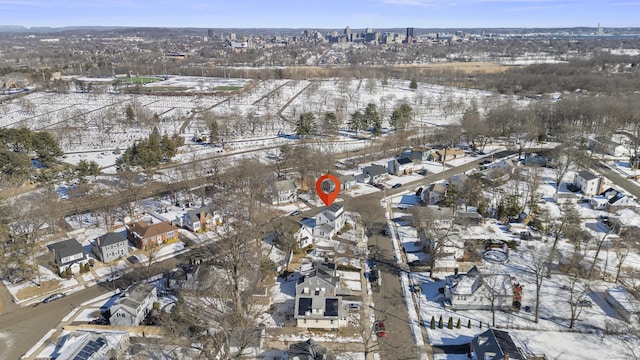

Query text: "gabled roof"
[364, 164, 387, 177]
[327, 203, 343, 214]
[577, 170, 598, 181]
[97, 232, 128, 247]
[127, 221, 178, 239]
[185, 206, 216, 222]
[300, 262, 339, 287]
[288, 338, 328, 360]
[112, 282, 156, 315]
[472, 328, 524, 360]
[274, 179, 297, 192]
[48, 238, 84, 259]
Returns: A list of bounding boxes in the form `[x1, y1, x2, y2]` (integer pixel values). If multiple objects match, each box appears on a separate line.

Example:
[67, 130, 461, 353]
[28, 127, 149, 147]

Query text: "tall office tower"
[208, 29, 215, 38]
[406, 27, 414, 43]
[344, 26, 351, 41]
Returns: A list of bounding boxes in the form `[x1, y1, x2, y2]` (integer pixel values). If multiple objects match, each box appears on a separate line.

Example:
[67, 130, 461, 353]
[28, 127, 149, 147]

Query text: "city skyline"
[0, 0, 638, 29]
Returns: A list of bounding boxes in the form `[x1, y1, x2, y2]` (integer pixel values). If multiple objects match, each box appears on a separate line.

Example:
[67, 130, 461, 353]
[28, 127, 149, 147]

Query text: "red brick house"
[126, 221, 179, 249]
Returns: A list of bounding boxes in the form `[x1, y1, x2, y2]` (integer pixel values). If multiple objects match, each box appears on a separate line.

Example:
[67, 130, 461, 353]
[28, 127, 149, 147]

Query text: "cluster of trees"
[117, 128, 184, 170]
[0, 128, 63, 185]
[348, 103, 382, 135]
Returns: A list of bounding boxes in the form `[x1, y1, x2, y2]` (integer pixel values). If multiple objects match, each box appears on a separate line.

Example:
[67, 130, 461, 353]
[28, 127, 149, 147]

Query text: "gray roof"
[288, 338, 328, 360]
[577, 170, 598, 181]
[48, 238, 84, 259]
[274, 179, 297, 192]
[472, 329, 524, 360]
[185, 206, 215, 222]
[327, 203, 343, 213]
[364, 164, 387, 177]
[120, 282, 155, 305]
[97, 232, 127, 247]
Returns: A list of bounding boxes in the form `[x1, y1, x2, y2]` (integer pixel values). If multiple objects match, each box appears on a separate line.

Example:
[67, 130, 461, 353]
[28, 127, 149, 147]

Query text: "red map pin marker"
[316, 174, 341, 207]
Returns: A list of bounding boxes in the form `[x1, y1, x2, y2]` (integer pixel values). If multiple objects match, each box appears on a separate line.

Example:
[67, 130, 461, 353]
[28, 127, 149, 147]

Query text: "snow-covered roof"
[606, 286, 640, 314]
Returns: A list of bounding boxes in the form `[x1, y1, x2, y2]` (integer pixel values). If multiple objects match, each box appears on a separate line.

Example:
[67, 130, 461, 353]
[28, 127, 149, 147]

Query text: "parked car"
[391, 183, 402, 189]
[578, 299, 592, 307]
[127, 255, 140, 264]
[349, 303, 361, 310]
[415, 187, 423, 196]
[373, 183, 385, 190]
[42, 293, 65, 303]
[89, 318, 109, 325]
[479, 160, 492, 166]
[375, 321, 387, 337]
[289, 210, 302, 216]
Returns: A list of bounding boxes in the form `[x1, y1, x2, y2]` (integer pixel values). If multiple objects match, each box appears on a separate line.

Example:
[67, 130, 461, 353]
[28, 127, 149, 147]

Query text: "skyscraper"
[406, 27, 414, 44]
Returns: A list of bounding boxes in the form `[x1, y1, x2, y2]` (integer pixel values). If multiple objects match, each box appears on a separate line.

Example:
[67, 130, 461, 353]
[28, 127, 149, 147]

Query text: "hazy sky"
[2, 0, 638, 29]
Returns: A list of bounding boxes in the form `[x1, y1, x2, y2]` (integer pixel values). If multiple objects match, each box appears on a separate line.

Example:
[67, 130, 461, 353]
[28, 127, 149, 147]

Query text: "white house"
[335, 173, 357, 191]
[363, 164, 388, 184]
[421, 183, 447, 205]
[269, 179, 297, 205]
[295, 225, 314, 249]
[92, 232, 130, 263]
[313, 203, 346, 239]
[109, 283, 158, 327]
[177, 206, 222, 232]
[605, 286, 640, 323]
[444, 266, 518, 311]
[605, 141, 630, 157]
[573, 170, 605, 197]
[387, 157, 414, 176]
[609, 208, 640, 234]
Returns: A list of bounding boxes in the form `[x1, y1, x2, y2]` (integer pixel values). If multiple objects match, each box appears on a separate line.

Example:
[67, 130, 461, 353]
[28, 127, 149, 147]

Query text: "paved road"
[595, 161, 640, 199]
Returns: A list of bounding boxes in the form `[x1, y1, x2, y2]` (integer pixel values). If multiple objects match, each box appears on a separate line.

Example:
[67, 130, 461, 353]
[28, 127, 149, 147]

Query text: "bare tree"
[523, 244, 550, 323]
[409, 206, 454, 278]
[547, 202, 581, 277]
[566, 270, 589, 329]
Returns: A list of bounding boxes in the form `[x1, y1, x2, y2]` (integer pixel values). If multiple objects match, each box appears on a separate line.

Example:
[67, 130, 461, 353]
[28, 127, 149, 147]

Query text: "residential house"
[573, 170, 605, 197]
[431, 148, 465, 162]
[313, 203, 346, 239]
[167, 264, 198, 290]
[363, 164, 388, 184]
[609, 208, 640, 234]
[269, 179, 298, 205]
[470, 328, 525, 360]
[177, 206, 222, 232]
[287, 338, 329, 360]
[388, 156, 414, 176]
[109, 282, 158, 327]
[421, 183, 448, 205]
[523, 152, 548, 167]
[409, 147, 433, 162]
[92, 232, 130, 263]
[50, 330, 130, 360]
[450, 174, 469, 191]
[48, 238, 87, 274]
[296, 225, 314, 249]
[494, 158, 519, 175]
[126, 220, 179, 249]
[444, 266, 515, 311]
[605, 286, 640, 323]
[294, 262, 347, 329]
[354, 173, 371, 184]
[605, 141, 630, 157]
[334, 173, 357, 191]
[597, 187, 635, 211]
[454, 212, 483, 226]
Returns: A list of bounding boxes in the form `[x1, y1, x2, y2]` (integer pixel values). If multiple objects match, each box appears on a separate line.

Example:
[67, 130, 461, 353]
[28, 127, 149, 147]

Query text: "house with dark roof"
[49, 330, 130, 360]
[363, 164, 388, 184]
[287, 338, 330, 360]
[333, 173, 357, 191]
[573, 170, 605, 197]
[294, 262, 347, 330]
[92, 232, 130, 263]
[109, 282, 157, 327]
[125, 220, 179, 249]
[48, 238, 87, 274]
[470, 328, 525, 360]
[409, 147, 433, 162]
[421, 183, 448, 205]
[177, 206, 222, 233]
[388, 156, 414, 176]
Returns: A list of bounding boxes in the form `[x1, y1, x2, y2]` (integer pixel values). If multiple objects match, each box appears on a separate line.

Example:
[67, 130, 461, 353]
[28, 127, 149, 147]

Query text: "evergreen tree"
[296, 112, 317, 136]
[447, 317, 453, 329]
[430, 316, 436, 329]
[348, 110, 365, 135]
[467, 319, 472, 329]
[364, 103, 382, 135]
[456, 318, 461, 329]
[409, 78, 418, 90]
[323, 112, 339, 135]
[438, 315, 443, 329]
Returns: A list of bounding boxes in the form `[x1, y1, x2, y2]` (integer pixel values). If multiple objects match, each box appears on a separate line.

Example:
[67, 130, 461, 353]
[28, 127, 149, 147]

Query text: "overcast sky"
[1, 0, 638, 29]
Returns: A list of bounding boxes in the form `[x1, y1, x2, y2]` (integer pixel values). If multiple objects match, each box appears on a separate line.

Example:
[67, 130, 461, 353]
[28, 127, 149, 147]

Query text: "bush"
[153, 302, 161, 311]
[438, 315, 443, 329]
[467, 319, 472, 329]
[479, 321, 483, 329]
[513, 300, 522, 311]
[447, 317, 453, 329]
[456, 318, 461, 329]
[430, 316, 436, 329]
